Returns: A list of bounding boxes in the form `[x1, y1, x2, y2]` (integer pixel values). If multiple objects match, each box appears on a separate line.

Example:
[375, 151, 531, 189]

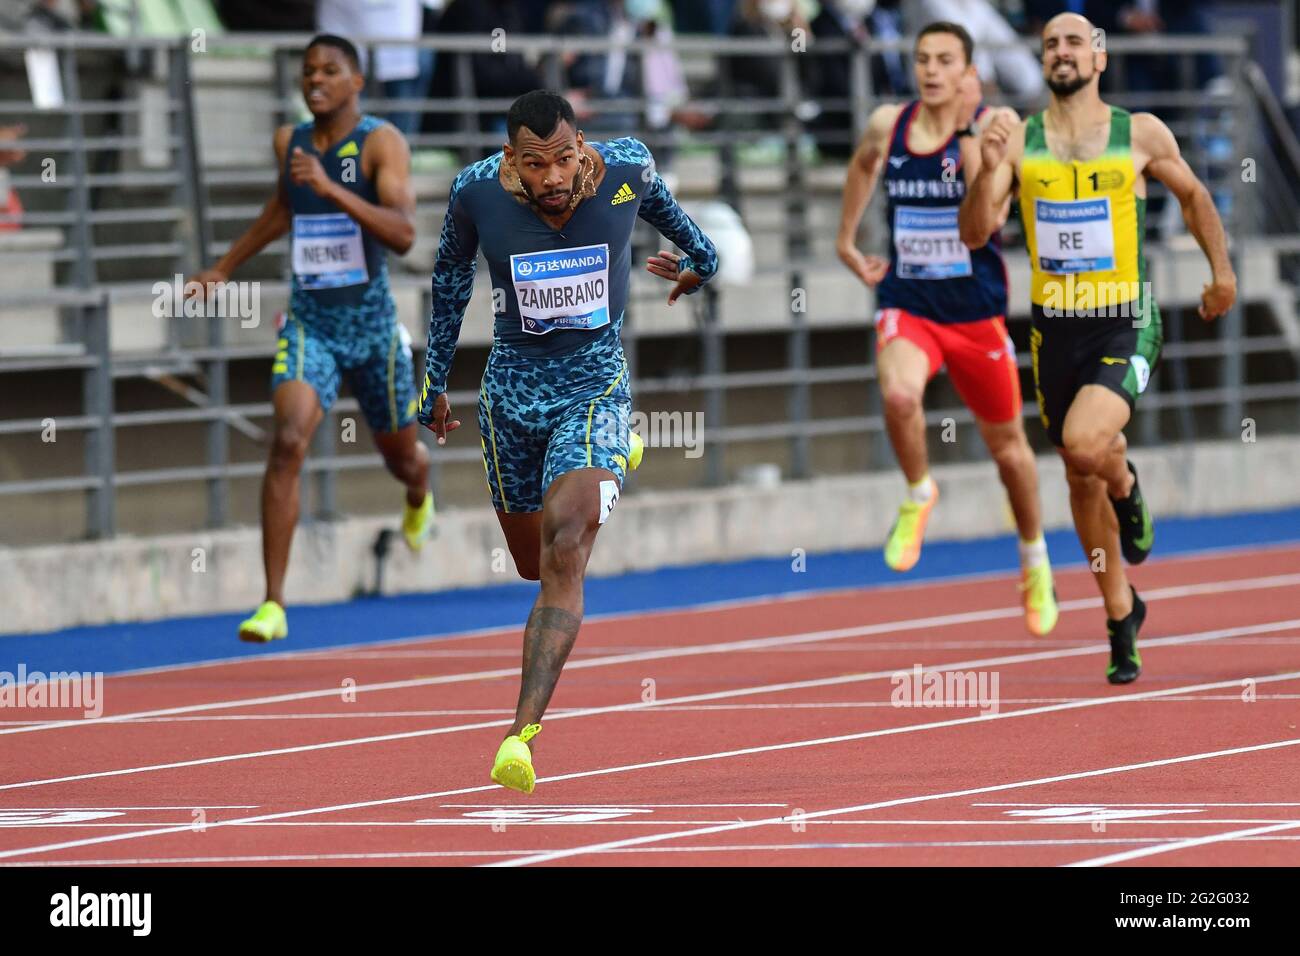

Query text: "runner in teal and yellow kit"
[420, 91, 718, 793]
[187, 35, 434, 643]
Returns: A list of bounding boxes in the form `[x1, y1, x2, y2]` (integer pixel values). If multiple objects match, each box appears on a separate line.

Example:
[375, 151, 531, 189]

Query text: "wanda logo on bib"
[1034, 197, 1115, 273]
[893, 206, 972, 280]
[292, 213, 368, 290]
[511, 243, 610, 335]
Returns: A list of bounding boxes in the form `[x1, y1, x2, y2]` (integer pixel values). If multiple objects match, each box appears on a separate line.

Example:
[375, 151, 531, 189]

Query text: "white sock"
[907, 475, 935, 504]
[1019, 534, 1049, 570]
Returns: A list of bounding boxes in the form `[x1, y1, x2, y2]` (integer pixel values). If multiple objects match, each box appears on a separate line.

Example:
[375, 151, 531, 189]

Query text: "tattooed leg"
[505, 468, 614, 742]
[509, 605, 582, 737]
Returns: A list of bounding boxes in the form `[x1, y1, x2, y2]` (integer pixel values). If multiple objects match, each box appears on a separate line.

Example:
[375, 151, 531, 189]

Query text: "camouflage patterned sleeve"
[632, 142, 719, 292]
[419, 176, 479, 424]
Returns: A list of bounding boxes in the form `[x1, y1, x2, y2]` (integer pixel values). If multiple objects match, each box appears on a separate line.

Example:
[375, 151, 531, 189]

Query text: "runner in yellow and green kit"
[960, 12, 1236, 684]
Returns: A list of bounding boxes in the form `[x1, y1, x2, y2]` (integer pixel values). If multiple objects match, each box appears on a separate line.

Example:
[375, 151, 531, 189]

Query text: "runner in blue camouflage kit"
[187, 35, 434, 643]
[420, 90, 718, 792]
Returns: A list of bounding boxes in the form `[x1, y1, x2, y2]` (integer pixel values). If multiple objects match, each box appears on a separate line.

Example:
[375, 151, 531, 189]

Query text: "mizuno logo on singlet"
[888, 155, 909, 168]
[611, 182, 637, 205]
[1037, 177, 1057, 187]
[337, 140, 359, 158]
[1101, 357, 1128, 365]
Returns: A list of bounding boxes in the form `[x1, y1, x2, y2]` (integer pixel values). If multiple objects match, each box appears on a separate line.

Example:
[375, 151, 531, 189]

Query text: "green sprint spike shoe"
[1106, 588, 1146, 685]
[402, 491, 435, 552]
[491, 724, 542, 794]
[238, 600, 287, 643]
[1111, 461, 1154, 565]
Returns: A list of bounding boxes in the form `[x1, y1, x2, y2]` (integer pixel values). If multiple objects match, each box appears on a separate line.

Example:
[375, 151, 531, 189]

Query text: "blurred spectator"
[726, 0, 820, 119]
[551, 0, 641, 131]
[217, 0, 316, 31]
[0, 124, 25, 232]
[426, 0, 543, 149]
[902, 0, 1044, 98]
[1021, 0, 1097, 37]
[0, 124, 26, 167]
[10, 0, 102, 31]
[552, 0, 708, 149]
[1102, 1, 1223, 93]
[516, 0, 554, 32]
[317, 0, 440, 136]
[669, 0, 736, 34]
[809, 0, 911, 158]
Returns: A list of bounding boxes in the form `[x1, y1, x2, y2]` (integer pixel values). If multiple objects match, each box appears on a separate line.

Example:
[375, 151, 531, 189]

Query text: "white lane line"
[489, 736, 1300, 867]
[1065, 820, 1300, 866]
[979, 802, 1300, 807]
[6, 817, 1300, 829]
[1, 671, 1297, 862]
[439, 803, 787, 808]
[9, 570, 1300, 739]
[310, 634, 1300, 660]
[2, 619, 1296, 794]
[4, 692, 1293, 726]
[12, 835, 1300, 867]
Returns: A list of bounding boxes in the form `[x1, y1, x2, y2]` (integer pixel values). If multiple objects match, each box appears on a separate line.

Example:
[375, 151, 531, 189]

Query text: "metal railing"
[1, 30, 1297, 543]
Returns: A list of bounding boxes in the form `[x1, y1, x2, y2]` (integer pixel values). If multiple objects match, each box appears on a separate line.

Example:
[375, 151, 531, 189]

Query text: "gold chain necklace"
[504, 148, 597, 211]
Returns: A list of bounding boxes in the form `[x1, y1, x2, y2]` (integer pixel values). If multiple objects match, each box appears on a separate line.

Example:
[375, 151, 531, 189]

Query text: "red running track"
[1, 544, 1299, 867]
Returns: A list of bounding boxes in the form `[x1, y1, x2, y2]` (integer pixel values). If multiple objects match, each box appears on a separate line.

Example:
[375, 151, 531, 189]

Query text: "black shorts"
[1029, 304, 1163, 447]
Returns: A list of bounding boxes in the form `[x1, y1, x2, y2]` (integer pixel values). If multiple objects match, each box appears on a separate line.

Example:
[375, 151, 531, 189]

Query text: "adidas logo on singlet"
[336, 140, 359, 158]
[611, 182, 637, 205]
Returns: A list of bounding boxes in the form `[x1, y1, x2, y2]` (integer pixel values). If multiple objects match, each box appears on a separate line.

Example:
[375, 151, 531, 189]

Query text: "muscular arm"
[324, 125, 416, 255]
[637, 164, 719, 290]
[1134, 112, 1235, 318]
[959, 110, 1023, 249]
[208, 125, 294, 278]
[836, 104, 900, 281]
[418, 178, 479, 421]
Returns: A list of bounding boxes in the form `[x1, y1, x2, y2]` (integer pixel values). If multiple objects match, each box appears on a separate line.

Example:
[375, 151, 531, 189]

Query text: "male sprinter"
[837, 21, 1058, 635]
[421, 90, 717, 792]
[187, 35, 434, 642]
[960, 12, 1235, 682]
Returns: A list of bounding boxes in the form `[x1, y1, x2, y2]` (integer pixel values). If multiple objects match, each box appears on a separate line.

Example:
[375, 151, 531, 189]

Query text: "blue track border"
[2, 506, 1298, 676]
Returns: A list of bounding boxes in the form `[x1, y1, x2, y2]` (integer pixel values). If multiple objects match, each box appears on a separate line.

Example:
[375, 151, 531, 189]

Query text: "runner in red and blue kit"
[836, 20, 1058, 634]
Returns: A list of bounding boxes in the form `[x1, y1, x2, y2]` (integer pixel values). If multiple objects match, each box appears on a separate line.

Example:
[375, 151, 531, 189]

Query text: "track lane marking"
[7, 571, 1300, 739]
[1, 670, 1297, 862]
[2, 621, 1296, 793]
[1065, 820, 1300, 866]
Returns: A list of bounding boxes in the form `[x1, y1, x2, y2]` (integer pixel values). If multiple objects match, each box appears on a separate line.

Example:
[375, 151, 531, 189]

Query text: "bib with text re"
[1033, 197, 1115, 273]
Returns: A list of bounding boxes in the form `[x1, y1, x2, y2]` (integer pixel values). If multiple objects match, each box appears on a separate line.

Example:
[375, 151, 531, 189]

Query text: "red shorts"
[874, 308, 1022, 424]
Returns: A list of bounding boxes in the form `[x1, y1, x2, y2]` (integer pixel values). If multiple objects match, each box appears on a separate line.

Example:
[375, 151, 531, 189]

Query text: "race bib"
[292, 213, 368, 290]
[1034, 197, 1115, 273]
[893, 206, 972, 280]
[511, 243, 610, 335]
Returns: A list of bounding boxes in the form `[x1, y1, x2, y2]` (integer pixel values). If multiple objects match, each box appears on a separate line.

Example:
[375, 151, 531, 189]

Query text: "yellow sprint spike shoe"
[402, 491, 435, 552]
[628, 430, 644, 471]
[238, 600, 287, 643]
[491, 723, 542, 794]
[883, 485, 938, 572]
[1020, 561, 1060, 637]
